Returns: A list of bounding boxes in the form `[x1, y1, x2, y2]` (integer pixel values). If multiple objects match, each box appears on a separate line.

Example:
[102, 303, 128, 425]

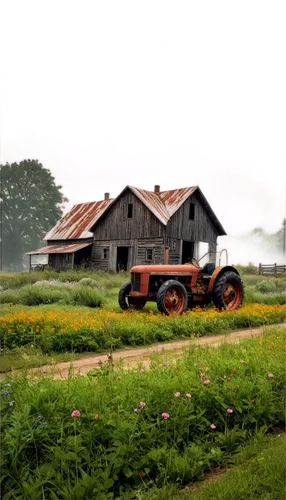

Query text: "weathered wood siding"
[137, 238, 165, 265]
[167, 238, 181, 265]
[92, 237, 165, 271]
[166, 192, 219, 243]
[93, 188, 165, 240]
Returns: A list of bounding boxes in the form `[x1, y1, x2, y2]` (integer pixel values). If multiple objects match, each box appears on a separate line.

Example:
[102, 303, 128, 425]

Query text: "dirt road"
[28, 323, 286, 379]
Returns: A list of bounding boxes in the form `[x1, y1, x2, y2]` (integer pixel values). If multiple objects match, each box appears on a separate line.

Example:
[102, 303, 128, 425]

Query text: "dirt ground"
[28, 323, 286, 379]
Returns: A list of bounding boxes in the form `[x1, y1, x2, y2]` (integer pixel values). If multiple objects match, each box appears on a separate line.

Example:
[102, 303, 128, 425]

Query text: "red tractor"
[118, 262, 244, 315]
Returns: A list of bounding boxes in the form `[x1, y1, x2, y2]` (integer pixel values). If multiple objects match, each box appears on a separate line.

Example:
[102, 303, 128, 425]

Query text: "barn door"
[182, 241, 194, 264]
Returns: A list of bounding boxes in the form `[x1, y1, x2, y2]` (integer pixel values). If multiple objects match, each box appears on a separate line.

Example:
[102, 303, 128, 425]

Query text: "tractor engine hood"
[130, 264, 200, 274]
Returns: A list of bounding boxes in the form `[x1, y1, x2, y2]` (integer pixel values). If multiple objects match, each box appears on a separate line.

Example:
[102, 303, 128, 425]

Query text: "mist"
[217, 234, 285, 267]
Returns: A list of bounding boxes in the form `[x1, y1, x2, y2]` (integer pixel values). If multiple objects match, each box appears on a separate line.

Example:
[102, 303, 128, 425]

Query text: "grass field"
[1, 327, 285, 499]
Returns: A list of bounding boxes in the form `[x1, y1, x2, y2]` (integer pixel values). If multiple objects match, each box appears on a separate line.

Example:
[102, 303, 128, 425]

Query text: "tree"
[0, 159, 67, 271]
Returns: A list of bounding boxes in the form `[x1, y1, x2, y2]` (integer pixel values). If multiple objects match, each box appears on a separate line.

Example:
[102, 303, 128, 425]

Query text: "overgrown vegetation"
[1, 270, 285, 309]
[1, 304, 285, 356]
[1, 328, 285, 499]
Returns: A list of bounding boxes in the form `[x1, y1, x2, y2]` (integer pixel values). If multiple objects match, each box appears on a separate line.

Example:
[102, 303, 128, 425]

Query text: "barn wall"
[48, 253, 73, 270]
[166, 192, 219, 243]
[91, 237, 165, 271]
[93, 188, 165, 240]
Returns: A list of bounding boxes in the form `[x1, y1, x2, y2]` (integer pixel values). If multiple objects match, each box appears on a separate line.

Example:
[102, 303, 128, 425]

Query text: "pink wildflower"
[240, 359, 245, 364]
[139, 369, 145, 374]
[267, 373, 274, 379]
[162, 412, 169, 420]
[163, 362, 169, 366]
[200, 372, 205, 378]
[185, 393, 192, 398]
[227, 408, 233, 414]
[71, 410, 81, 417]
[210, 424, 216, 429]
[134, 408, 139, 413]
[140, 401, 146, 407]
[203, 379, 210, 385]
[174, 392, 180, 398]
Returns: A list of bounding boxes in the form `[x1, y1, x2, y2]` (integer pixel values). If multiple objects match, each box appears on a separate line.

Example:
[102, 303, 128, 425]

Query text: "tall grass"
[0, 328, 285, 499]
[0, 269, 129, 290]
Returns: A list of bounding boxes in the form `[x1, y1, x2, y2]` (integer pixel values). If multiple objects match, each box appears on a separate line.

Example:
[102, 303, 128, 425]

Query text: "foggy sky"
[1, 0, 286, 252]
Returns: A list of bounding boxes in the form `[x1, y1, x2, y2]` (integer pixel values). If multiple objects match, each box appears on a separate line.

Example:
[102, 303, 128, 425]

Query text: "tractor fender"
[207, 266, 240, 294]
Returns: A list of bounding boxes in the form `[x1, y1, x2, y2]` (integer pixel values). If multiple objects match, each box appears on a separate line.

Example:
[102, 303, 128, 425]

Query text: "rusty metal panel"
[26, 242, 92, 255]
[160, 187, 197, 217]
[129, 187, 170, 225]
[44, 200, 113, 241]
[128, 186, 197, 225]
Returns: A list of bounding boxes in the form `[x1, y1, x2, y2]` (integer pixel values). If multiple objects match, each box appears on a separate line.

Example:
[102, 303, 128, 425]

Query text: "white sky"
[1, 0, 286, 244]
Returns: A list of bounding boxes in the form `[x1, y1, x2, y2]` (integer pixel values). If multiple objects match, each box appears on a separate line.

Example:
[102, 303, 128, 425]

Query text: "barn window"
[146, 249, 153, 261]
[127, 203, 133, 218]
[172, 240, 176, 250]
[189, 203, 195, 220]
[103, 248, 109, 259]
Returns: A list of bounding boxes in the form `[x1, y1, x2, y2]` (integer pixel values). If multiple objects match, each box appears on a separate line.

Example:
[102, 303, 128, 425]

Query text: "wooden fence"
[259, 263, 286, 276]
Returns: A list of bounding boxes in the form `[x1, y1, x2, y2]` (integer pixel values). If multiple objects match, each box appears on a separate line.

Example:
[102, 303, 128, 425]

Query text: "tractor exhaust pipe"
[164, 247, 169, 264]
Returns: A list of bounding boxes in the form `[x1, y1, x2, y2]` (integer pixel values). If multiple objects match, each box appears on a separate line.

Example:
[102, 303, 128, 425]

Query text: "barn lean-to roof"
[44, 199, 114, 241]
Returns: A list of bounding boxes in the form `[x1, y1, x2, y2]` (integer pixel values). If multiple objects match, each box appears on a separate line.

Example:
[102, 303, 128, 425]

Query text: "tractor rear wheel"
[118, 282, 146, 310]
[157, 280, 188, 315]
[212, 271, 243, 310]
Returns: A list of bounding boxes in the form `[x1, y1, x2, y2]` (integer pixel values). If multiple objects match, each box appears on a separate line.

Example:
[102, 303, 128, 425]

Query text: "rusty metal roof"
[44, 199, 113, 241]
[26, 242, 92, 255]
[129, 187, 170, 225]
[129, 186, 197, 225]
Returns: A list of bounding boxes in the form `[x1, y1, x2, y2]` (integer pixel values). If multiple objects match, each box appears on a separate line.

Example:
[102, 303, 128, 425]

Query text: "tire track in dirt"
[26, 323, 286, 379]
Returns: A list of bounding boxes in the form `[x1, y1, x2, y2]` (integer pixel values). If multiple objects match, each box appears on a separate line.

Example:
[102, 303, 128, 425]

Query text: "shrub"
[71, 286, 104, 308]
[0, 289, 21, 304]
[235, 263, 258, 275]
[78, 278, 101, 288]
[20, 285, 70, 306]
[255, 280, 277, 293]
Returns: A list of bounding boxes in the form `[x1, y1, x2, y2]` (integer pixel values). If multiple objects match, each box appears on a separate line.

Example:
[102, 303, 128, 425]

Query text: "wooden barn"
[27, 185, 226, 271]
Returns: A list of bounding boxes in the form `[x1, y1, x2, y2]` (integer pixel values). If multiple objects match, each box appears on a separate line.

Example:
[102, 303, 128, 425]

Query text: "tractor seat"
[200, 263, 215, 275]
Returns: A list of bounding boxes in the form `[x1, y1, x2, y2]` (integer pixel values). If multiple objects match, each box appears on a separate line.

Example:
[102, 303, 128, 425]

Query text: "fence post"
[259, 263, 262, 275]
[274, 263, 277, 276]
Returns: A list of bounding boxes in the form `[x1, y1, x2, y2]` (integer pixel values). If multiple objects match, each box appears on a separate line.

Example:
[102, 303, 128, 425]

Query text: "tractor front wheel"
[212, 271, 243, 310]
[157, 280, 188, 315]
[118, 282, 146, 311]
